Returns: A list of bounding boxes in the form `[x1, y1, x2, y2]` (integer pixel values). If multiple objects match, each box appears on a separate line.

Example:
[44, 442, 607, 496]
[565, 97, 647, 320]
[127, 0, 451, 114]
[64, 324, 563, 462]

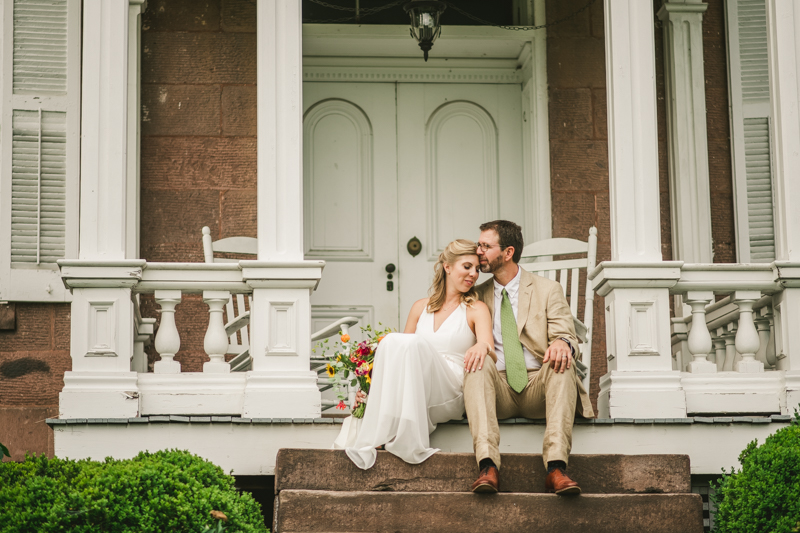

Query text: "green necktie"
[501, 288, 527, 393]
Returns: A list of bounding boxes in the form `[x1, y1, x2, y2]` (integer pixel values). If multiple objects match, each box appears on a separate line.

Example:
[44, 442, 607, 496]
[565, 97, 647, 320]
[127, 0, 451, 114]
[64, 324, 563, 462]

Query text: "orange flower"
[377, 335, 385, 343]
[341, 333, 351, 343]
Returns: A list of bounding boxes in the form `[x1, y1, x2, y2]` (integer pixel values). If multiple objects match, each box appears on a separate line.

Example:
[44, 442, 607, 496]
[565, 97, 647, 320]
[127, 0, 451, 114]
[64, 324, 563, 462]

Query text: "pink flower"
[356, 342, 372, 357]
[336, 400, 347, 410]
[354, 361, 370, 376]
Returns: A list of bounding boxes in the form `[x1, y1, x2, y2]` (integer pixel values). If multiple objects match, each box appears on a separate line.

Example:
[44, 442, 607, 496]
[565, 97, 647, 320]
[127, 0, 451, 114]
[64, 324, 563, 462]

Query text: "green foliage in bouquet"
[314, 323, 394, 418]
[712, 409, 800, 533]
[0, 449, 268, 533]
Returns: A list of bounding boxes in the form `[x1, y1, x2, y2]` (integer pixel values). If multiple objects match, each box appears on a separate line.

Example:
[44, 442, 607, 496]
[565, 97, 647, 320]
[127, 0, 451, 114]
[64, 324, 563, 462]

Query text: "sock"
[547, 460, 567, 473]
[479, 458, 496, 471]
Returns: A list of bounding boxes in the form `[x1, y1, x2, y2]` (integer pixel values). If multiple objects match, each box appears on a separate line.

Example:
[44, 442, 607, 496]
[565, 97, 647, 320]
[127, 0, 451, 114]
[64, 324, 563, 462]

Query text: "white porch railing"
[593, 261, 800, 418]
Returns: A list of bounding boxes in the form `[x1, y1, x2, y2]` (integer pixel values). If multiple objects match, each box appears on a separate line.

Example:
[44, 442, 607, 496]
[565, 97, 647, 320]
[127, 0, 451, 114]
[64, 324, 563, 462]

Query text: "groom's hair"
[480, 220, 524, 263]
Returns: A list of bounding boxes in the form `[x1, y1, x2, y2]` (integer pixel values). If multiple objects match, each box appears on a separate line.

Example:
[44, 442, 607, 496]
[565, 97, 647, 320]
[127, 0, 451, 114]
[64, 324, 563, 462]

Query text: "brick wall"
[0, 304, 70, 460]
[140, 0, 258, 372]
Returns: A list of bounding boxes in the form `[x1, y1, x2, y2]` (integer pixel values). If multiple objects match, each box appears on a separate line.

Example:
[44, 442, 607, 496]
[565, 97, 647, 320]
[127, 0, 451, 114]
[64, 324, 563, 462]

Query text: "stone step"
[275, 449, 691, 494]
[275, 490, 704, 533]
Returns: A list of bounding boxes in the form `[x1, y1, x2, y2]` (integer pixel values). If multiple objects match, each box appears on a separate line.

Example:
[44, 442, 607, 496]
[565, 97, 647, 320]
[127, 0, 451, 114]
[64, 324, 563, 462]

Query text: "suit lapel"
[481, 280, 495, 317]
[516, 268, 534, 336]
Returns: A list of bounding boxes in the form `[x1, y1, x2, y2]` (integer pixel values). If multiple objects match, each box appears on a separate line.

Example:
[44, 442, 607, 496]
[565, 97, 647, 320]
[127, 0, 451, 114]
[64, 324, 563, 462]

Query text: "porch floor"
[47, 415, 793, 476]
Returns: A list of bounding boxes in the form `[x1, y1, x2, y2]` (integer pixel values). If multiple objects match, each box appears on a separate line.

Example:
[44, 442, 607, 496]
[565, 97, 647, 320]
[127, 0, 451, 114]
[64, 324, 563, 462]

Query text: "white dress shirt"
[492, 267, 541, 371]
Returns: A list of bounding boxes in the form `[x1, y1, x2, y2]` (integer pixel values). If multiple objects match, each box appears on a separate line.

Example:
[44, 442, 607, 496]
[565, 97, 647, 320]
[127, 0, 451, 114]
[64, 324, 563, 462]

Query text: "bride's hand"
[464, 342, 491, 373]
[353, 389, 367, 407]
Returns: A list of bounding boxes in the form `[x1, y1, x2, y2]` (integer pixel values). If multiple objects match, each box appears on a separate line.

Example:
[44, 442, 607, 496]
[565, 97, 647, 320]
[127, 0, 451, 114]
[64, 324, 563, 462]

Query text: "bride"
[342, 239, 495, 470]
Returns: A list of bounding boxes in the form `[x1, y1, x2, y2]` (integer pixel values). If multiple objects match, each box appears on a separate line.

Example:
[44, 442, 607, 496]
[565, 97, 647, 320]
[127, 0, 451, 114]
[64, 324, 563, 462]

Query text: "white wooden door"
[303, 83, 400, 334]
[396, 84, 525, 324]
[304, 82, 524, 331]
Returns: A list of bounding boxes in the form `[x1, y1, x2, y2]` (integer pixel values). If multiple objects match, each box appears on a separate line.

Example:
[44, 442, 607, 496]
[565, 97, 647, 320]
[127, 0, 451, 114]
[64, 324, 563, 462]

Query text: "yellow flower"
[366, 373, 371, 384]
[325, 364, 336, 378]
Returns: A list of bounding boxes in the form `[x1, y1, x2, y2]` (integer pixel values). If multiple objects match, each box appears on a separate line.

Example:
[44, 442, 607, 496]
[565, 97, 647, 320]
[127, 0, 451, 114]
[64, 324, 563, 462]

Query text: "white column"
[766, 1, 800, 410]
[153, 290, 182, 374]
[767, 0, 800, 413]
[257, 0, 303, 262]
[605, 0, 662, 262]
[59, 1, 143, 419]
[595, 1, 685, 418]
[658, 1, 713, 264]
[245, 0, 323, 418]
[126, 0, 145, 259]
[79, 0, 134, 261]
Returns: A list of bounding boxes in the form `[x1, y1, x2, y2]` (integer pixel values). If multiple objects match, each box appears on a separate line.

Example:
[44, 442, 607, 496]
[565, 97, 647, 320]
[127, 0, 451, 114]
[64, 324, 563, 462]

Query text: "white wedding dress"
[341, 303, 476, 470]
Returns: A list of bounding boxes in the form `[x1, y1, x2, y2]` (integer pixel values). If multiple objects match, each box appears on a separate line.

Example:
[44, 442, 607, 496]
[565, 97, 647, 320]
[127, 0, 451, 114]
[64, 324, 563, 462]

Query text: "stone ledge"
[46, 415, 795, 427]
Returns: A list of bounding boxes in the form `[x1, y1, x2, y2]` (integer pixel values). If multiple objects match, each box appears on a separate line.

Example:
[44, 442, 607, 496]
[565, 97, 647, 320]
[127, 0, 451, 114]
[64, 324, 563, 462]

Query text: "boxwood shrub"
[0, 449, 268, 533]
[712, 412, 800, 533]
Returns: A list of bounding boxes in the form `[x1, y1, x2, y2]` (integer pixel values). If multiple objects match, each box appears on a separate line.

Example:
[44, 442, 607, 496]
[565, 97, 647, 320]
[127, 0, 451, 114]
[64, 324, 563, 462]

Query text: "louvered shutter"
[725, 0, 776, 263]
[0, 0, 80, 301]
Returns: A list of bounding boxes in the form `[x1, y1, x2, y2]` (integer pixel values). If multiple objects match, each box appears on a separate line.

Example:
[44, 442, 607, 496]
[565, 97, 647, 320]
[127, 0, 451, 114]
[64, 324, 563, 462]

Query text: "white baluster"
[686, 291, 716, 373]
[734, 291, 764, 373]
[755, 307, 771, 368]
[766, 310, 777, 368]
[713, 332, 726, 371]
[154, 290, 182, 374]
[722, 323, 737, 372]
[203, 291, 231, 373]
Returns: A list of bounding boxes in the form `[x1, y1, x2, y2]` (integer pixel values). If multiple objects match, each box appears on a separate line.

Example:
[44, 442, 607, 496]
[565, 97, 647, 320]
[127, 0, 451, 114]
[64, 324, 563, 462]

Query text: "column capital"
[657, 1, 708, 19]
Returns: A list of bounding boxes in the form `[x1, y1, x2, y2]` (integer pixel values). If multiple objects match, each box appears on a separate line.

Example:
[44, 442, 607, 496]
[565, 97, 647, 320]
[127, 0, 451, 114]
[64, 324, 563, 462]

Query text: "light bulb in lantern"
[403, 0, 447, 61]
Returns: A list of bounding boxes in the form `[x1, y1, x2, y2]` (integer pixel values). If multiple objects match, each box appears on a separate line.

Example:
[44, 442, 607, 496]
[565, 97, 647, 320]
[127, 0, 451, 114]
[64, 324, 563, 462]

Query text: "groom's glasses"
[477, 243, 505, 251]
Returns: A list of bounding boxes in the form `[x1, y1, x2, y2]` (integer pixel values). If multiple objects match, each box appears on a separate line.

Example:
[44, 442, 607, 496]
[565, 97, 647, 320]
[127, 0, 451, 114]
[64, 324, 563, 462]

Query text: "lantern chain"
[443, 0, 600, 31]
[304, 0, 600, 29]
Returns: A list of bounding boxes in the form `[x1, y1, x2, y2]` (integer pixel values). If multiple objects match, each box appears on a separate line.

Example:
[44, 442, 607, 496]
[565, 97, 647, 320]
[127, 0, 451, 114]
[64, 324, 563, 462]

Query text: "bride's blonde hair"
[427, 239, 479, 313]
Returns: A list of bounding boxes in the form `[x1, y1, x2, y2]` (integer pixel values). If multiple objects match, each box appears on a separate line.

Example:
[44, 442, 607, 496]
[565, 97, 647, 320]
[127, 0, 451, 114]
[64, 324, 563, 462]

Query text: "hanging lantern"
[403, 0, 447, 61]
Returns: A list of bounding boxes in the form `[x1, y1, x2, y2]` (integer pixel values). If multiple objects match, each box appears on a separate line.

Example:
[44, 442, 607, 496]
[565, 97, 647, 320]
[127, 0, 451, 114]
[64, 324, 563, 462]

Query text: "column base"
[59, 372, 140, 419]
[784, 371, 800, 415]
[683, 372, 783, 414]
[598, 371, 686, 418]
[242, 370, 321, 419]
[154, 359, 181, 374]
[688, 360, 717, 374]
[203, 361, 231, 373]
[735, 359, 764, 373]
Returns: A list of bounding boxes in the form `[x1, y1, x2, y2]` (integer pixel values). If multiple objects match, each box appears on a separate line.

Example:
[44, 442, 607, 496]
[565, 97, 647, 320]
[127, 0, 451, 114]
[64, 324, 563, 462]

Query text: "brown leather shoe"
[545, 468, 581, 495]
[471, 466, 499, 493]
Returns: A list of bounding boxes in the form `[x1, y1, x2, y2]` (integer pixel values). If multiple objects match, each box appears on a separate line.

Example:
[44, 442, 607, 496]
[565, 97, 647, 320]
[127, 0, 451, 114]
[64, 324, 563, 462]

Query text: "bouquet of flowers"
[315, 324, 393, 418]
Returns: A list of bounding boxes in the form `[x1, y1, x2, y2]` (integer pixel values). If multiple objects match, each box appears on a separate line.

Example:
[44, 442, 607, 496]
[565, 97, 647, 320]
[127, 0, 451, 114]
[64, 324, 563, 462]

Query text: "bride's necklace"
[441, 299, 461, 313]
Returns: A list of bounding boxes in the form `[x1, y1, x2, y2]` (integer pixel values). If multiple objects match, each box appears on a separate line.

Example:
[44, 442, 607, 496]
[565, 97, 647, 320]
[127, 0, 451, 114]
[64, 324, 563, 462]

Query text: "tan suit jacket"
[476, 267, 593, 418]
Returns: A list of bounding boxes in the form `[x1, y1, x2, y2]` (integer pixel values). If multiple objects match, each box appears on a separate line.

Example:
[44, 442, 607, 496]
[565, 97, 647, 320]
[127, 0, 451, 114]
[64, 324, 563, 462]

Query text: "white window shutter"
[0, 0, 79, 302]
[726, 0, 776, 263]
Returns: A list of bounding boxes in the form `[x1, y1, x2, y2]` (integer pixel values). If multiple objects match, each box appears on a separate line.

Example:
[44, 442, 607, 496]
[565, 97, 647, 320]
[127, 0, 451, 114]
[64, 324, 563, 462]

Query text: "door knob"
[407, 236, 422, 257]
[385, 263, 395, 291]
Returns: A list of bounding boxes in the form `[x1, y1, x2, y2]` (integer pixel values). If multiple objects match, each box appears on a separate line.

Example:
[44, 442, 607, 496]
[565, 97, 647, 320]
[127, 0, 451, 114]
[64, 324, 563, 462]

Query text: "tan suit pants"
[463, 356, 578, 469]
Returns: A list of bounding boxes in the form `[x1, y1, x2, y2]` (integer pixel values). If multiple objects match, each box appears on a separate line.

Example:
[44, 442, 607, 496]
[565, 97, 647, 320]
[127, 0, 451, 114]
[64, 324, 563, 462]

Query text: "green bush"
[0, 449, 269, 533]
[712, 412, 800, 533]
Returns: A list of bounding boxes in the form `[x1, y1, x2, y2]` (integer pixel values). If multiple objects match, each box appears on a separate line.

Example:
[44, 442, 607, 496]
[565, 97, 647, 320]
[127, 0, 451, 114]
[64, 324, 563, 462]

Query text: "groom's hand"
[543, 339, 572, 373]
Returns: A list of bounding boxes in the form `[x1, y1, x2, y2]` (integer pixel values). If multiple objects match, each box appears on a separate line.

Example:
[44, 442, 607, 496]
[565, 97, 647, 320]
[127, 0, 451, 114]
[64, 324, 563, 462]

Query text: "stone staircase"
[273, 449, 704, 533]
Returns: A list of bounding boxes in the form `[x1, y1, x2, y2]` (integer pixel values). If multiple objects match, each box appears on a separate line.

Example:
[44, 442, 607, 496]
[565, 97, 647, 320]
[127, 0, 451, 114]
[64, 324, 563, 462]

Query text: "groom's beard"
[480, 254, 504, 274]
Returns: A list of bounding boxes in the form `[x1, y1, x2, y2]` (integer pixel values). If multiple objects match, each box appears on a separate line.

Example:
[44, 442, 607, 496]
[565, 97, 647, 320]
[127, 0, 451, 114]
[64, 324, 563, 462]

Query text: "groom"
[463, 220, 594, 495]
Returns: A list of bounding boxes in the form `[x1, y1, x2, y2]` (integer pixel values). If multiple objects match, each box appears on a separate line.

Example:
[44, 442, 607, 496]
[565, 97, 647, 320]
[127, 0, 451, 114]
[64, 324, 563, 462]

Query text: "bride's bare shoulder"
[467, 300, 489, 314]
[412, 298, 430, 312]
